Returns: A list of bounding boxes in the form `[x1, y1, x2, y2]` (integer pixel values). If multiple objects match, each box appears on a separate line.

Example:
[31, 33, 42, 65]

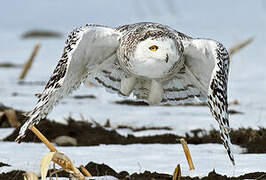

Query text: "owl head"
[117, 26, 184, 79]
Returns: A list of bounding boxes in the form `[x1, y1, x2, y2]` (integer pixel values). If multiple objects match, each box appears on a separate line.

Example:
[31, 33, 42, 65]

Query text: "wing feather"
[161, 74, 205, 105]
[16, 24, 121, 142]
[182, 38, 234, 165]
[17, 22, 234, 166]
[87, 57, 127, 96]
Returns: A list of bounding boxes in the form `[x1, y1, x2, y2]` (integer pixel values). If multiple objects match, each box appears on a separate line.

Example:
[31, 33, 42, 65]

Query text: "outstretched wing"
[181, 38, 234, 165]
[16, 24, 121, 142]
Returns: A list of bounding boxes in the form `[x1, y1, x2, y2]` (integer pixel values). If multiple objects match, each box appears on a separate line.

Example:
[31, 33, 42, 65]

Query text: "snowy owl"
[16, 22, 234, 165]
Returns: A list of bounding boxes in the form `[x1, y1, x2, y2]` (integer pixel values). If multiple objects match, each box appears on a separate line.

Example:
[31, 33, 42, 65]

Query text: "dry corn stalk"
[29, 125, 57, 152]
[229, 37, 254, 57]
[53, 153, 85, 180]
[40, 152, 56, 180]
[80, 165, 92, 177]
[40, 151, 86, 180]
[0, 111, 4, 117]
[172, 164, 181, 180]
[23, 172, 38, 180]
[180, 138, 195, 170]
[19, 43, 40, 80]
[29, 125, 87, 180]
[0, 112, 5, 124]
[52, 152, 76, 174]
[4, 109, 20, 127]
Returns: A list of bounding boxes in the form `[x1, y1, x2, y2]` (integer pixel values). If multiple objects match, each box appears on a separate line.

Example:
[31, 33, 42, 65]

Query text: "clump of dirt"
[115, 100, 149, 106]
[17, 80, 46, 86]
[0, 162, 10, 167]
[0, 170, 25, 180]
[115, 100, 243, 111]
[237, 172, 266, 180]
[21, 29, 62, 39]
[46, 162, 266, 180]
[128, 171, 172, 180]
[47, 162, 128, 179]
[1, 104, 266, 153]
[183, 170, 266, 180]
[228, 109, 243, 115]
[230, 128, 266, 153]
[4, 117, 182, 145]
[185, 129, 220, 144]
[72, 94, 96, 99]
[0, 62, 21, 68]
[4, 114, 266, 153]
[185, 128, 266, 153]
[115, 100, 209, 107]
[1, 162, 266, 180]
[117, 124, 172, 132]
[85, 162, 129, 179]
[5, 117, 125, 145]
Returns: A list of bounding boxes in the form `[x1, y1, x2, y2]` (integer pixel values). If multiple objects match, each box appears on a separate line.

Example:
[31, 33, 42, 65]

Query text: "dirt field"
[1, 104, 266, 179]
[1, 161, 266, 180]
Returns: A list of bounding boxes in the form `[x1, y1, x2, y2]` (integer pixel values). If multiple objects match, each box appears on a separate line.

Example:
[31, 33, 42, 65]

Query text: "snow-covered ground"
[0, 0, 266, 134]
[0, 141, 258, 178]
[1, 0, 266, 178]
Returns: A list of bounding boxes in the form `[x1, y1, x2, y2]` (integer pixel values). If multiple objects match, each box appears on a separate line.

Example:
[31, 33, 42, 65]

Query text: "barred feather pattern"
[89, 63, 207, 105]
[16, 25, 90, 142]
[131, 76, 205, 105]
[88, 60, 127, 97]
[207, 42, 234, 165]
[161, 75, 206, 105]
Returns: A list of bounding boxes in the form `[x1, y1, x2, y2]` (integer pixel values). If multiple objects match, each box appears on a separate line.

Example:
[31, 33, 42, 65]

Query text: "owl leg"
[148, 80, 163, 105]
[120, 76, 137, 96]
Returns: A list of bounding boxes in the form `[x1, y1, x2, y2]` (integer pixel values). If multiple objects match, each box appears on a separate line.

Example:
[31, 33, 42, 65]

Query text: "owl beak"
[165, 54, 169, 63]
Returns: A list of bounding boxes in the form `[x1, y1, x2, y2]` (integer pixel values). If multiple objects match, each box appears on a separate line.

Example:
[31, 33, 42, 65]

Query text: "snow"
[0, 0, 266, 135]
[0, 128, 14, 140]
[0, 141, 259, 178]
[0, 0, 266, 178]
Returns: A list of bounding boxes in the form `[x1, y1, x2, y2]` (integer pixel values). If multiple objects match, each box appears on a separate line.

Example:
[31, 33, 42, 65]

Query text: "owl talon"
[120, 77, 137, 96]
[148, 80, 163, 105]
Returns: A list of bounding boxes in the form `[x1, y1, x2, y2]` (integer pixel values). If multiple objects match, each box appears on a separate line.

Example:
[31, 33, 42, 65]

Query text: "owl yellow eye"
[149, 45, 158, 51]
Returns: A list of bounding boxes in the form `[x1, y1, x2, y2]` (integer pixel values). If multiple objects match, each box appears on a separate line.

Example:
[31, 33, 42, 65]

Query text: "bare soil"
[0, 170, 25, 180]
[2, 162, 265, 180]
[1, 104, 266, 179]
[0, 162, 10, 167]
[2, 113, 266, 153]
[4, 117, 183, 145]
[21, 29, 62, 39]
[1, 104, 266, 153]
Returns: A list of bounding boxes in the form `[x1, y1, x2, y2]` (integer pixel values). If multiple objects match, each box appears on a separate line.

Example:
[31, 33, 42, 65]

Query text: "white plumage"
[16, 22, 234, 165]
